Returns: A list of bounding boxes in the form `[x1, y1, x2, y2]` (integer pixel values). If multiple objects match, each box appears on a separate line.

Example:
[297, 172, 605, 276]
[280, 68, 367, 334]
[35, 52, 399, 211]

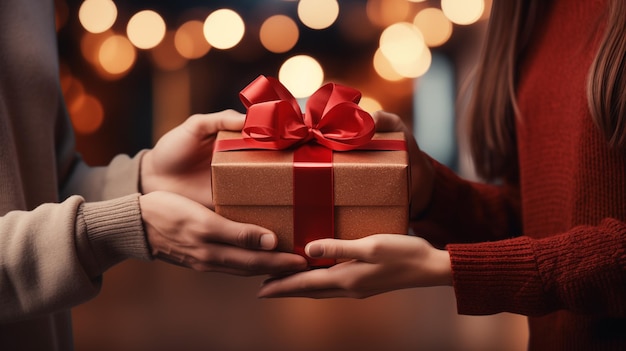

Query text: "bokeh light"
[203, 9, 245, 50]
[297, 0, 339, 30]
[69, 94, 105, 134]
[60, 73, 85, 104]
[175, 20, 211, 59]
[98, 34, 136, 77]
[151, 31, 188, 71]
[413, 8, 453, 47]
[127, 10, 166, 49]
[359, 96, 383, 114]
[392, 45, 432, 78]
[78, 0, 117, 34]
[379, 22, 426, 67]
[278, 55, 324, 98]
[260, 15, 299, 53]
[366, 0, 410, 28]
[81, 31, 111, 65]
[441, 0, 485, 25]
[373, 48, 404, 81]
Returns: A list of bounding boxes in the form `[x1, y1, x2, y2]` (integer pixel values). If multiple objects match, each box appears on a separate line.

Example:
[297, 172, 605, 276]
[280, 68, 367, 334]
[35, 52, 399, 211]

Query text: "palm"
[258, 234, 451, 299]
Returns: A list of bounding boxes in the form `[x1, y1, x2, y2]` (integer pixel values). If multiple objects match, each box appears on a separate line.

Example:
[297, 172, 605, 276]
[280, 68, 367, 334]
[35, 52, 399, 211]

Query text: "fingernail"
[260, 234, 276, 249]
[306, 243, 323, 257]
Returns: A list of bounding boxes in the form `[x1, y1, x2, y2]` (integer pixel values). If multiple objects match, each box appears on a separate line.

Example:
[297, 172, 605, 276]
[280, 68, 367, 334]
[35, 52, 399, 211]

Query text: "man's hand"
[140, 109, 245, 208]
[140, 191, 308, 276]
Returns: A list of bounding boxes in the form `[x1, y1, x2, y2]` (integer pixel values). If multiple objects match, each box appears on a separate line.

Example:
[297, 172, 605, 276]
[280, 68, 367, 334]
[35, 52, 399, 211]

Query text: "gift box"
[211, 76, 409, 266]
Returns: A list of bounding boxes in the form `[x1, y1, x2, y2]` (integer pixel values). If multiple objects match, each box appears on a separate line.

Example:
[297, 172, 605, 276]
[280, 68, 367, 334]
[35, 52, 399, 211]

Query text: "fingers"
[189, 245, 308, 276]
[371, 110, 406, 133]
[257, 268, 340, 298]
[185, 109, 246, 137]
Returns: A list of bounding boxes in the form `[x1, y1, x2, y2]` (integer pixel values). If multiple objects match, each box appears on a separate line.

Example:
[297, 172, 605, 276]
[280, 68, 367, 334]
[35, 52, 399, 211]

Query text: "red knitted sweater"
[413, 0, 626, 349]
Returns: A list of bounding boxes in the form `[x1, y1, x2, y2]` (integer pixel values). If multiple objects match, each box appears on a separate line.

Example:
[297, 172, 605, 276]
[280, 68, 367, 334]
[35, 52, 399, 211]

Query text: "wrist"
[433, 248, 453, 286]
[139, 150, 155, 194]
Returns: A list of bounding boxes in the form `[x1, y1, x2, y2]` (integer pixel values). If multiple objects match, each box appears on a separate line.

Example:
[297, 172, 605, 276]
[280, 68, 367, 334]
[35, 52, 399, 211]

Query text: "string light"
[413, 8, 453, 47]
[260, 15, 299, 54]
[126, 10, 166, 49]
[64, 0, 489, 95]
[78, 0, 117, 34]
[203, 9, 245, 50]
[98, 34, 136, 76]
[379, 22, 426, 69]
[69, 94, 105, 134]
[373, 48, 404, 82]
[441, 0, 485, 25]
[278, 55, 324, 98]
[58, 0, 490, 148]
[175, 20, 211, 59]
[297, 0, 339, 30]
[359, 96, 383, 114]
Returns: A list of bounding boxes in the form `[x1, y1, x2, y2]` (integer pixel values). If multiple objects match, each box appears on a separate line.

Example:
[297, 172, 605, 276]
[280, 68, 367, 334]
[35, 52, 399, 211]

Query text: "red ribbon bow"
[239, 75, 375, 151]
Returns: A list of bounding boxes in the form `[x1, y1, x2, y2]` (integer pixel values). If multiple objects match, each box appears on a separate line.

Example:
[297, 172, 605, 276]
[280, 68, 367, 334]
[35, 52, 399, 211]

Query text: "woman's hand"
[257, 234, 452, 298]
[140, 191, 308, 276]
[373, 110, 435, 218]
[140, 109, 244, 208]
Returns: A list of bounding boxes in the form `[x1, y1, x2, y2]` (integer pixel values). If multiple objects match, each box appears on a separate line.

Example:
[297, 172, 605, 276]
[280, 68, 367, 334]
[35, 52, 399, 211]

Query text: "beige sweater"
[0, 0, 151, 349]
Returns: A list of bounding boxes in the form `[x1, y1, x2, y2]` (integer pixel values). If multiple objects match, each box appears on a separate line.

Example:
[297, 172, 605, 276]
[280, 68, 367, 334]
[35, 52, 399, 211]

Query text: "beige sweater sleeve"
[0, 153, 152, 322]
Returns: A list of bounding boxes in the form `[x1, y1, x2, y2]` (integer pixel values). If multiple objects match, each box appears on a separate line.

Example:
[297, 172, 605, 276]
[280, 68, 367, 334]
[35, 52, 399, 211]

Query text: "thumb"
[186, 109, 246, 137]
[211, 214, 279, 250]
[305, 238, 368, 261]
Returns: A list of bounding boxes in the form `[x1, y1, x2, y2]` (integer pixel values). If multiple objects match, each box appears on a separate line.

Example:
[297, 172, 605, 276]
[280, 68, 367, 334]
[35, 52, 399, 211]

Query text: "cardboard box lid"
[212, 131, 409, 206]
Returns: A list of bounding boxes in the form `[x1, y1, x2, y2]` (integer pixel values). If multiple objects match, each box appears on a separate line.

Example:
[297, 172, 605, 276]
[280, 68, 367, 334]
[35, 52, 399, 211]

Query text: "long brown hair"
[467, 0, 626, 181]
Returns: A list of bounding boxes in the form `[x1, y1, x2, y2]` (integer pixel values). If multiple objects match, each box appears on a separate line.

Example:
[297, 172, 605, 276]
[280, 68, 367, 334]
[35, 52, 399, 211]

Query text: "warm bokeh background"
[55, 0, 529, 349]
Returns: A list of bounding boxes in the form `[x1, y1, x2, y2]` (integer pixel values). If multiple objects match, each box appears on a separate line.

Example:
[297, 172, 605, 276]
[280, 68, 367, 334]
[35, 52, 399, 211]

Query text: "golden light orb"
[126, 10, 166, 49]
[203, 9, 245, 50]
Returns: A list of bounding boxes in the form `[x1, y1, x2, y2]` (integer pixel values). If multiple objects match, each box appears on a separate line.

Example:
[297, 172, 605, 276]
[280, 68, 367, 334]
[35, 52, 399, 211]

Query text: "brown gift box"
[211, 130, 410, 259]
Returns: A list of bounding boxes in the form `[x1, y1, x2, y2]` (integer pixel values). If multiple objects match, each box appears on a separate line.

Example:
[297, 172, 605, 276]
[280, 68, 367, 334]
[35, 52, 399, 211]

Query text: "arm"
[449, 218, 626, 317]
[372, 111, 522, 247]
[412, 157, 522, 248]
[259, 219, 626, 319]
[1, 110, 308, 322]
[0, 194, 149, 322]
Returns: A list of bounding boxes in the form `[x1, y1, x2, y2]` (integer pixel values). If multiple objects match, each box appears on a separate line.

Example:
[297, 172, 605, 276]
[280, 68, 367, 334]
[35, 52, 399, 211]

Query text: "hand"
[257, 234, 452, 298]
[140, 109, 245, 208]
[372, 110, 435, 218]
[140, 191, 308, 276]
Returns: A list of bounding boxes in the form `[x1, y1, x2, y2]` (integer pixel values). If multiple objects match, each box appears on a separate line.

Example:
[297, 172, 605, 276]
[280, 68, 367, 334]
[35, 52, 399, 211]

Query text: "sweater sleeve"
[0, 149, 152, 322]
[410, 156, 522, 248]
[0, 194, 150, 322]
[59, 150, 149, 202]
[58, 150, 154, 277]
[448, 218, 626, 317]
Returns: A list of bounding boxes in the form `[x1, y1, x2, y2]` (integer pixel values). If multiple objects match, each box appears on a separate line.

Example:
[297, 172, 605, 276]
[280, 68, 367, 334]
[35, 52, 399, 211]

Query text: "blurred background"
[55, 0, 529, 350]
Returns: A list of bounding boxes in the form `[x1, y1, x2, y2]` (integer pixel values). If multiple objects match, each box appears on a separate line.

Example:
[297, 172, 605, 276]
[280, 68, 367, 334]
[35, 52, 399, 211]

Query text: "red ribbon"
[216, 76, 404, 266]
[239, 75, 376, 151]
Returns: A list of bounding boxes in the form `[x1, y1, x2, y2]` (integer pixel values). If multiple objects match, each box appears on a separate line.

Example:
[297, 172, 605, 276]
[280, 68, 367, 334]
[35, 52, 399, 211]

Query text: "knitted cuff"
[79, 193, 152, 275]
[447, 236, 546, 316]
